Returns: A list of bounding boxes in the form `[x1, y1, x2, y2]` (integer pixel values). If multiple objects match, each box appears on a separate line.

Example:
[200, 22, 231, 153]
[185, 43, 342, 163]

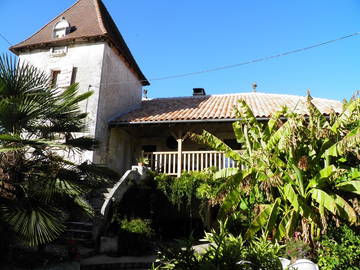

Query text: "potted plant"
[137, 151, 149, 167]
[280, 238, 319, 270]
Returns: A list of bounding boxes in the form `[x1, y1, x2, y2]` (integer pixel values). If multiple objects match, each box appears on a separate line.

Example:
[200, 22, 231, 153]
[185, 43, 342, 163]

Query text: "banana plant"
[192, 93, 360, 242]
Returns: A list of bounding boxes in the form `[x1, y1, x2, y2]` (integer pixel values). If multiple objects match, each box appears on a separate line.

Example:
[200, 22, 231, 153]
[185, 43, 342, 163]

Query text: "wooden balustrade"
[144, 150, 239, 176]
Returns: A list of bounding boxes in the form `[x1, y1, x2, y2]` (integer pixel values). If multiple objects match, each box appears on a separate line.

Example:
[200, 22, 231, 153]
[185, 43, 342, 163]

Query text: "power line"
[0, 32, 12, 46]
[92, 31, 360, 86]
[89, 30, 360, 88]
[148, 31, 360, 82]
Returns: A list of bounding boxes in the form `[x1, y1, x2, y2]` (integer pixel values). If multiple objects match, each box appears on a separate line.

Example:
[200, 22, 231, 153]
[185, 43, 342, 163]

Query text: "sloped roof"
[10, 0, 149, 85]
[110, 92, 343, 125]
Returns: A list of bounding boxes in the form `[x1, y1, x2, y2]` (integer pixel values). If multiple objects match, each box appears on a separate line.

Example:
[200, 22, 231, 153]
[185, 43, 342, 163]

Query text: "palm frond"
[0, 203, 65, 247]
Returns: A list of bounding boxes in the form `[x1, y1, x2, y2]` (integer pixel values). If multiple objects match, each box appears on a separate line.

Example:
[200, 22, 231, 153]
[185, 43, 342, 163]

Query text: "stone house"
[10, 0, 343, 177]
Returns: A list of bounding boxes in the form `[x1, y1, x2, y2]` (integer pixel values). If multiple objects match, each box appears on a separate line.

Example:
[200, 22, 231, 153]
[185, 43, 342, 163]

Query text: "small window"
[50, 46, 67, 56]
[53, 17, 70, 38]
[71, 67, 78, 85]
[54, 29, 66, 38]
[51, 70, 61, 88]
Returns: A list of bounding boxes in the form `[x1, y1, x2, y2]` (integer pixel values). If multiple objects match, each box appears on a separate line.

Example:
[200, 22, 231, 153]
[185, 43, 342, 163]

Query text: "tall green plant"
[153, 220, 283, 270]
[192, 94, 360, 242]
[0, 55, 117, 247]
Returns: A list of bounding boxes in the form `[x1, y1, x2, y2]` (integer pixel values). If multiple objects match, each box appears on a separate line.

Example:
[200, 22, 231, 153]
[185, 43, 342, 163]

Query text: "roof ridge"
[93, 0, 107, 34]
[145, 92, 342, 102]
[10, 0, 81, 50]
[113, 92, 343, 125]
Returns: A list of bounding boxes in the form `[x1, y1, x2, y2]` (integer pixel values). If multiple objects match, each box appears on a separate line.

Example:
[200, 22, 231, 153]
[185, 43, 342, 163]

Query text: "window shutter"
[57, 65, 74, 87]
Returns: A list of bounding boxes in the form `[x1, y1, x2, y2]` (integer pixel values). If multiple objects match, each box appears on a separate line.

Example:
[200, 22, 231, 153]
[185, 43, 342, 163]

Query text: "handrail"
[144, 150, 241, 176]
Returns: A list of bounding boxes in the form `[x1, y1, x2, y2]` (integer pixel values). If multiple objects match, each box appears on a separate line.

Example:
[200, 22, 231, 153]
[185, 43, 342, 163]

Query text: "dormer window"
[53, 17, 70, 38]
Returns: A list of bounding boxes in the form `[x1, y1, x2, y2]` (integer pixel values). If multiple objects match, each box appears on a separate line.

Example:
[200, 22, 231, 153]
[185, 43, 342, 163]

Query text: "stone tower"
[10, 0, 149, 165]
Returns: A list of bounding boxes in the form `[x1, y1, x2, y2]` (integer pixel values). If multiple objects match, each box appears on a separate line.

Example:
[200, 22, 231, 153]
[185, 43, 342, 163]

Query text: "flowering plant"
[285, 238, 310, 263]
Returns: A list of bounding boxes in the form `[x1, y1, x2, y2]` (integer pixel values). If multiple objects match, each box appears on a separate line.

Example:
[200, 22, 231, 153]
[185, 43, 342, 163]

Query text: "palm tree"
[0, 54, 117, 247]
[192, 94, 360, 243]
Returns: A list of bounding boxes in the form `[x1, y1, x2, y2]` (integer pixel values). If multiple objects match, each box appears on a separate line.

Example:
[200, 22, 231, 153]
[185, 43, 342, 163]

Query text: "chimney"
[252, 82, 257, 92]
[193, 88, 206, 96]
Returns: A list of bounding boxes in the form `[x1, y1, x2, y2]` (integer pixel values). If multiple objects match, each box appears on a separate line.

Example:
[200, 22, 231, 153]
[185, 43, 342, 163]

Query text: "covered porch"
[107, 92, 343, 176]
[107, 121, 242, 176]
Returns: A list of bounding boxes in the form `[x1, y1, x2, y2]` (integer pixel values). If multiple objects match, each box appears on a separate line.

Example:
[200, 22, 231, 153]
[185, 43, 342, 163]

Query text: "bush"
[117, 218, 154, 256]
[316, 224, 360, 270]
[120, 218, 154, 237]
[155, 169, 222, 234]
[246, 235, 283, 269]
[111, 174, 201, 240]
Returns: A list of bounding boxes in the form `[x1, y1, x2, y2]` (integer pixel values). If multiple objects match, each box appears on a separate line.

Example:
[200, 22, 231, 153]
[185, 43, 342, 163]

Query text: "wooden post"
[177, 138, 182, 177]
[171, 130, 190, 177]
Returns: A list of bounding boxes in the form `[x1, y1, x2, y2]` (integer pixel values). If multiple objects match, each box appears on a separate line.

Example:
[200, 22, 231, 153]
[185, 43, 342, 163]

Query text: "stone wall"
[19, 42, 106, 162]
[19, 42, 144, 166]
[93, 43, 143, 165]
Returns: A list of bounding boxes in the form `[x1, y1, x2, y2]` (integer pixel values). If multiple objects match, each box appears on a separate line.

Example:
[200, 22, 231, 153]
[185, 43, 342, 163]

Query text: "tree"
[0, 54, 117, 247]
[192, 94, 360, 243]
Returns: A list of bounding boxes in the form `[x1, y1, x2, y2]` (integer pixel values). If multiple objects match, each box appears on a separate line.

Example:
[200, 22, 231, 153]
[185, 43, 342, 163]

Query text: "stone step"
[67, 222, 93, 227]
[81, 262, 153, 270]
[58, 237, 94, 248]
[81, 255, 156, 270]
[66, 221, 93, 231]
[63, 230, 92, 240]
[66, 229, 93, 234]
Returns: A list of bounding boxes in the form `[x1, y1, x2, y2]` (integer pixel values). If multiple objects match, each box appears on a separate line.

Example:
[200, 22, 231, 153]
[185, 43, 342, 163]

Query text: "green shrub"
[117, 218, 154, 256]
[246, 235, 283, 269]
[317, 225, 360, 270]
[120, 218, 153, 237]
[154, 220, 283, 270]
[155, 171, 207, 209]
[110, 176, 186, 240]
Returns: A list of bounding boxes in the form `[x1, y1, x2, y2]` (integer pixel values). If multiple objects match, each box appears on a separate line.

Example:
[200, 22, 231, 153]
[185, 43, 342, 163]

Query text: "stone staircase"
[58, 166, 151, 269]
[63, 221, 94, 248]
[59, 184, 114, 249]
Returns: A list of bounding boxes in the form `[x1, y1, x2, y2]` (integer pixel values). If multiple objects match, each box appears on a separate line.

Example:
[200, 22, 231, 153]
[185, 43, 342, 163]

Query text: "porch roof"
[110, 92, 343, 125]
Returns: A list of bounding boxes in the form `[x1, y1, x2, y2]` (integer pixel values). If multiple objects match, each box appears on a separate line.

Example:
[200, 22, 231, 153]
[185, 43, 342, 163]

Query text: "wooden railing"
[144, 151, 239, 176]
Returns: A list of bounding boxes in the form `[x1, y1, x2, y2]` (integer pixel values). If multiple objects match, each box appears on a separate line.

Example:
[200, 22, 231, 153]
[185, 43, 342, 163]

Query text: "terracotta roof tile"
[10, 0, 149, 85]
[111, 92, 343, 125]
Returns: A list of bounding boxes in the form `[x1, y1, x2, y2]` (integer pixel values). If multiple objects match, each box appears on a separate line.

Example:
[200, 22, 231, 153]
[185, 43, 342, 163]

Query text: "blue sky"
[1, 0, 359, 101]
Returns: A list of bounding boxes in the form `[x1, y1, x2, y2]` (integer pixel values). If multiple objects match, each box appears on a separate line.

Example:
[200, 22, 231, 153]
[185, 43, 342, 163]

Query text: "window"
[51, 70, 61, 88]
[54, 29, 66, 38]
[50, 65, 74, 88]
[50, 46, 67, 56]
[53, 17, 70, 38]
[71, 67, 78, 85]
